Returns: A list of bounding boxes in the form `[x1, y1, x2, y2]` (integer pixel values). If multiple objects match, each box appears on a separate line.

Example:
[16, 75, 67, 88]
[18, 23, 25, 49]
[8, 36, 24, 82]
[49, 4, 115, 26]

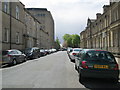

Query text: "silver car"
[69, 48, 82, 62]
[1, 49, 26, 66]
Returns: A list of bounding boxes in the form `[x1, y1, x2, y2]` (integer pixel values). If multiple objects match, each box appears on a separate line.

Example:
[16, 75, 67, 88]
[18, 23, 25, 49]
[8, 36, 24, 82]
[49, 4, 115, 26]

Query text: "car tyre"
[13, 59, 17, 65]
[113, 78, 118, 83]
[70, 59, 75, 63]
[75, 64, 78, 71]
[24, 57, 27, 62]
[79, 72, 85, 83]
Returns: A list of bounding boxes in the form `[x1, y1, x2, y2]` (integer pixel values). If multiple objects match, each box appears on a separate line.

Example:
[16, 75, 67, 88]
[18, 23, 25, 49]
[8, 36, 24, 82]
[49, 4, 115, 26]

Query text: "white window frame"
[4, 1, 9, 13]
[16, 5, 19, 19]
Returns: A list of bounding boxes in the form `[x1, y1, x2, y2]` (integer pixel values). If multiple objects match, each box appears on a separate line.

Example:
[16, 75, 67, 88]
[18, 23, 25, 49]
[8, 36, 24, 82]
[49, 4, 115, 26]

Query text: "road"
[1, 51, 120, 89]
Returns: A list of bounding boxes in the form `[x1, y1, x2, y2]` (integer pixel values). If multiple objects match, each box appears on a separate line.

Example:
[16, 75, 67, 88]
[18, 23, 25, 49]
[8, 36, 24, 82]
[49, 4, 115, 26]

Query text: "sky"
[20, 0, 109, 44]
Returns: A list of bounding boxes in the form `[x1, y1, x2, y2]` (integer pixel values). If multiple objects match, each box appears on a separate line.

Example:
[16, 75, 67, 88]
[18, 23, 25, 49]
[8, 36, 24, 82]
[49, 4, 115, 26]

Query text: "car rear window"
[2, 51, 8, 55]
[74, 49, 81, 51]
[84, 51, 115, 62]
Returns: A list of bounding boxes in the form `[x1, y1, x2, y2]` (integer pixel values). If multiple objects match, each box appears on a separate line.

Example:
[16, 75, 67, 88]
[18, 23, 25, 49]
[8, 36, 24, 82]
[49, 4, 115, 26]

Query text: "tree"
[72, 34, 80, 48]
[63, 34, 71, 41]
[55, 37, 60, 50]
[63, 34, 72, 47]
[63, 41, 67, 47]
[63, 34, 80, 48]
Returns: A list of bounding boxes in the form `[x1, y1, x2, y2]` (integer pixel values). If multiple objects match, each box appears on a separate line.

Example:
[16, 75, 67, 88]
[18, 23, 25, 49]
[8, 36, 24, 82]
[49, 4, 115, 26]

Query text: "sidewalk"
[115, 57, 120, 69]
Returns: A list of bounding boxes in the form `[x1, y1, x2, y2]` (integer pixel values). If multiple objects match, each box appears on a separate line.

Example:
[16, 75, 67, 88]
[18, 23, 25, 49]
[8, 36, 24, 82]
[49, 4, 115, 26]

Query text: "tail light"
[8, 54, 12, 57]
[72, 53, 76, 56]
[81, 61, 88, 69]
[113, 64, 119, 70]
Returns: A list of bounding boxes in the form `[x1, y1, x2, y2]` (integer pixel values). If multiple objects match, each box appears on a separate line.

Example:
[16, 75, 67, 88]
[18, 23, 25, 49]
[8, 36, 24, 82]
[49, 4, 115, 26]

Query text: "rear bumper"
[69, 55, 75, 60]
[79, 68, 119, 79]
[1, 58, 13, 65]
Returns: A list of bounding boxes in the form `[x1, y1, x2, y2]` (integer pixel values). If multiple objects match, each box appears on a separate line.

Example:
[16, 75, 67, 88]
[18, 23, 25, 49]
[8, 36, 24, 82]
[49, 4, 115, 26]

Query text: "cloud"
[20, 0, 109, 43]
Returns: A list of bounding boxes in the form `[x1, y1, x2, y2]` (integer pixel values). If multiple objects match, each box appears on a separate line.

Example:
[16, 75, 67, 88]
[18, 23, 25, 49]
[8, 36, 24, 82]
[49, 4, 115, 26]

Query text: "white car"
[69, 48, 82, 62]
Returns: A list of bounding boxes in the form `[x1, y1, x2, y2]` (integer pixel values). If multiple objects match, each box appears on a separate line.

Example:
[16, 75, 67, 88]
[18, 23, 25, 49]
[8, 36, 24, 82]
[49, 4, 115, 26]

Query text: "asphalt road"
[1, 51, 120, 89]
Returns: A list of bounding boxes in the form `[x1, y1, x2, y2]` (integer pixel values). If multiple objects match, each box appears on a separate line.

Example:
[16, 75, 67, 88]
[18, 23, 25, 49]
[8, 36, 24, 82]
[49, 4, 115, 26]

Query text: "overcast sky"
[20, 0, 109, 43]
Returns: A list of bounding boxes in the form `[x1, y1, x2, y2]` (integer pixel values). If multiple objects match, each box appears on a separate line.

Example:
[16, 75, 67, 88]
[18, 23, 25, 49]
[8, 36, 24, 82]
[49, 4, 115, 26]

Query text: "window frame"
[16, 32, 20, 44]
[16, 5, 19, 19]
[4, 28, 9, 42]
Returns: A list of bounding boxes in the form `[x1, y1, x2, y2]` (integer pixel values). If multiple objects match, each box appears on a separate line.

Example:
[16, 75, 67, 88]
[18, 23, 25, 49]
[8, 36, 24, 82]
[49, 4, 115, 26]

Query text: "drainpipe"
[9, 2, 12, 49]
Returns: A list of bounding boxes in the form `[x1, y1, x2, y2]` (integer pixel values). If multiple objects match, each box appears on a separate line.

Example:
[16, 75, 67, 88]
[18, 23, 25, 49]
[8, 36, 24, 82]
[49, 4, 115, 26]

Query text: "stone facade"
[24, 10, 38, 49]
[80, 2, 120, 55]
[0, 1, 2, 52]
[1, 1, 55, 51]
[1, 1, 25, 51]
[26, 8, 55, 49]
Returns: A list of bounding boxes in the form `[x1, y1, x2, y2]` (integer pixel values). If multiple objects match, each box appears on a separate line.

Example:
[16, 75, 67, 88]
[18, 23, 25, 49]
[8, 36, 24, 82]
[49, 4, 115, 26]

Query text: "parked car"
[24, 47, 40, 60]
[1, 49, 26, 65]
[61, 48, 67, 51]
[67, 47, 73, 58]
[40, 49, 46, 56]
[45, 49, 50, 55]
[67, 47, 73, 54]
[49, 48, 57, 53]
[49, 49, 53, 54]
[51, 49, 57, 53]
[69, 48, 82, 62]
[75, 49, 119, 83]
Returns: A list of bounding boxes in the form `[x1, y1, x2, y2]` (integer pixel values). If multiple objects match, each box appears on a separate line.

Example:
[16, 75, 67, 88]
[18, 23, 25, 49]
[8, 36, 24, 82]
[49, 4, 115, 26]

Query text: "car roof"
[83, 49, 107, 53]
[7, 49, 18, 51]
[73, 48, 82, 50]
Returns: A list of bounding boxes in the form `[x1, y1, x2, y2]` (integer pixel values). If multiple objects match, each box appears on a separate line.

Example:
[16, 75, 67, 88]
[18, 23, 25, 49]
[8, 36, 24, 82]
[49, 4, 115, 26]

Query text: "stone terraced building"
[0, 0, 55, 51]
[80, 1, 120, 55]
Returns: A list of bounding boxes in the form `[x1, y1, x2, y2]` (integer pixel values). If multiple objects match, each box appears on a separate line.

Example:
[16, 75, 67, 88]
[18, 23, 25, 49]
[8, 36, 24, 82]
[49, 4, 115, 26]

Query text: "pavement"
[115, 57, 120, 69]
[1, 51, 120, 88]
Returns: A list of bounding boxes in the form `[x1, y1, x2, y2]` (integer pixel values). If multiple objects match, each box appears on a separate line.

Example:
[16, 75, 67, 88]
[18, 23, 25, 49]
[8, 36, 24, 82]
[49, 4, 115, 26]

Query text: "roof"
[26, 8, 48, 11]
[90, 19, 96, 22]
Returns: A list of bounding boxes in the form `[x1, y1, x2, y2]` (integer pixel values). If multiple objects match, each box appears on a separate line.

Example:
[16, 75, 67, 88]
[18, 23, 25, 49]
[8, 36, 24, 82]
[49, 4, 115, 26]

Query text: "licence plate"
[94, 65, 109, 69]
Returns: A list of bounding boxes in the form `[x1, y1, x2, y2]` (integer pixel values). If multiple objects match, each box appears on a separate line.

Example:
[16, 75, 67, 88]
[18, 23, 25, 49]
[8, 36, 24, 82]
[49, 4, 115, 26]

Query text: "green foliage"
[63, 34, 80, 48]
[55, 37, 60, 49]
[63, 34, 71, 41]
[56, 37, 60, 45]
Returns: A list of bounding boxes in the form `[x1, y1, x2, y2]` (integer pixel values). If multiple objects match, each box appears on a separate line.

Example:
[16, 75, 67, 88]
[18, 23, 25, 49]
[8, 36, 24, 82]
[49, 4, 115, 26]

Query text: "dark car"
[1, 49, 26, 65]
[75, 49, 119, 83]
[24, 47, 40, 60]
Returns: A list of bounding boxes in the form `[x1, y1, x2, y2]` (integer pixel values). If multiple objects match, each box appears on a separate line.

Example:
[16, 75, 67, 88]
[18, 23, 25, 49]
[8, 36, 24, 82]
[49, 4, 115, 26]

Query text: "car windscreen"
[24, 48, 32, 53]
[83, 51, 115, 62]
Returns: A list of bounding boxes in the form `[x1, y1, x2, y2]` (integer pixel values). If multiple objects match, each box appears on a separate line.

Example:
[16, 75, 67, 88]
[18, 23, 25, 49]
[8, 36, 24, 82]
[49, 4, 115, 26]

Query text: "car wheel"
[75, 64, 78, 71]
[112, 78, 118, 83]
[13, 59, 17, 65]
[24, 57, 27, 62]
[70, 59, 75, 63]
[79, 72, 85, 83]
[38, 55, 41, 58]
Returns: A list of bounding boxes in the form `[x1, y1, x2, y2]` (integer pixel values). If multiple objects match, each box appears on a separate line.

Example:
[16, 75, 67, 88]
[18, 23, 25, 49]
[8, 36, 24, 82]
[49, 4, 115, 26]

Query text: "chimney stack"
[103, 5, 110, 13]
[96, 13, 101, 19]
